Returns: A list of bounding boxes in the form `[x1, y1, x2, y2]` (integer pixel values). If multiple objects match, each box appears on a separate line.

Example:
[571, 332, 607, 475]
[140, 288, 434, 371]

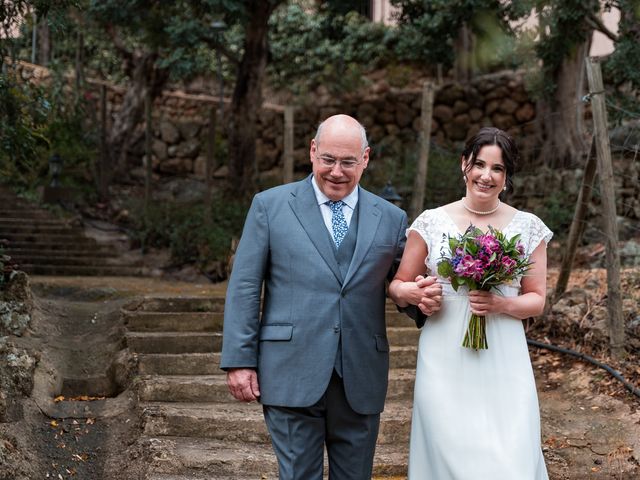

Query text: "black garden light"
[379, 180, 402, 207]
[48, 153, 63, 187]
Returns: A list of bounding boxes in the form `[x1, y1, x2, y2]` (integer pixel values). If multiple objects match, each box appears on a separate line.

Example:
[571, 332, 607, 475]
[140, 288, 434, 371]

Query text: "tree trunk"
[36, 18, 52, 66]
[536, 39, 591, 168]
[227, 0, 282, 194]
[106, 52, 168, 180]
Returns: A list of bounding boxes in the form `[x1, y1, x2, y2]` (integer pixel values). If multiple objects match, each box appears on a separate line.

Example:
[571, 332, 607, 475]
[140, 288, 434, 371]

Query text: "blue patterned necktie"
[328, 200, 348, 248]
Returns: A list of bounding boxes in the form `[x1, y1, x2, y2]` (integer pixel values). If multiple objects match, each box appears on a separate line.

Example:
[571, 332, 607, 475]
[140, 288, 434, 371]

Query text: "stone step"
[390, 346, 417, 369]
[0, 217, 66, 226]
[138, 353, 221, 376]
[137, 368, 416, 404]
[5, 247, 116, 258]
[143, 436, 408, 479]
[137, 347, 415, 376]
[4, 242, 116, 253]
[141, 400, 412, 445]
[0, 208, 52, 218]
[125, 297, 226, 313]
[127, 332, 223, 354]
[9, 254, 131, 267]
[125, 311, 223, 333]
[387, 327, 421, 347]
[18, 264, 142, 276]
[124, 310, 414, 331]
[128, 327, 414, 356]
[386, 311, 419, 328]
[0, 224, 83, 235]
[0, 232, 98, 244]
[138, 375, 232, 403]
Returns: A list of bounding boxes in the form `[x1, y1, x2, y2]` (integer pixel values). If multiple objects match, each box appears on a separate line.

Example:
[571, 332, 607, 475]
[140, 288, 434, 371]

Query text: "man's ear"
[362, 146, 371, 169]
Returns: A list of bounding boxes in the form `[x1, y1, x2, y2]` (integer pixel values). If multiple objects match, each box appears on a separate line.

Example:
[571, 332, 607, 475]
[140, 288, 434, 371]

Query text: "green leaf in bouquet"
[437, 260, 454, 278]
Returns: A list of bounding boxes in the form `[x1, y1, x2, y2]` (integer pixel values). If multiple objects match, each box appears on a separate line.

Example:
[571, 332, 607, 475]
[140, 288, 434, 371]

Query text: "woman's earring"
[463, 175, 468, 183]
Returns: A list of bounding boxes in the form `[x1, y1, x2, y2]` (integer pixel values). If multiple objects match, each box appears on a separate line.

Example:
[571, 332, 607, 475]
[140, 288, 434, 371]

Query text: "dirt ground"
[1, 270, 639, 479]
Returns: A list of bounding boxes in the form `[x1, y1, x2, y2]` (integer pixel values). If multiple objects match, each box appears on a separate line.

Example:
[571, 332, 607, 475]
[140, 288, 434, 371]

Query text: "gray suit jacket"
[220, 176, 409, 415]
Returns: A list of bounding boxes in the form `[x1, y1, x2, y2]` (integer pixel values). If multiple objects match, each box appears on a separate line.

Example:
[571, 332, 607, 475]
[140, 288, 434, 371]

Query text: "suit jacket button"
[334, 325, 340, 332]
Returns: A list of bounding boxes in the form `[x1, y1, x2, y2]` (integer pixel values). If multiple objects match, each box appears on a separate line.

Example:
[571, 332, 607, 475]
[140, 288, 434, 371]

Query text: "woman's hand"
[416, 275, 443, 315]
[468, 290, 504, 316]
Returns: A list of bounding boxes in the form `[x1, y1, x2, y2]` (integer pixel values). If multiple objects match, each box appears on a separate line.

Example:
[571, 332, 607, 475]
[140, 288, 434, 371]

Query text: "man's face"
[310, 126, 369, 201]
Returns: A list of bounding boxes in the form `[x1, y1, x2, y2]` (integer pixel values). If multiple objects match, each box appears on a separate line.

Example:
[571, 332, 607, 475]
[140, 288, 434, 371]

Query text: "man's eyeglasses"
[316, 155, 362, 170]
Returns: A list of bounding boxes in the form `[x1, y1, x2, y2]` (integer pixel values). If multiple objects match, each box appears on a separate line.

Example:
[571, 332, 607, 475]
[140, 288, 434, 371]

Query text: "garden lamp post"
[203, 20, 227, 228]
[49, 153, 63, 187]
[379, 180, 403, 207]
[211, 20, 226, 121]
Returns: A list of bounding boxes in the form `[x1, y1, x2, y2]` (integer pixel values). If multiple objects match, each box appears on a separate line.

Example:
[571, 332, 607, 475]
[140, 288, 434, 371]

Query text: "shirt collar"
[311, 176, 359, 210]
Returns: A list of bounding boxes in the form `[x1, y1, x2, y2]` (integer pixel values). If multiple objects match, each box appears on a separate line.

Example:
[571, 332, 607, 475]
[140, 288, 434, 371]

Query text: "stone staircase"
[0, 185, 140, 276]
[125, 296, 420, 479]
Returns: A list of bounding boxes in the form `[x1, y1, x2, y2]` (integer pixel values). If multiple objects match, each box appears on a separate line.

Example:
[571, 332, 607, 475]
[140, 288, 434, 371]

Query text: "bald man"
[221, 114, 441, 479]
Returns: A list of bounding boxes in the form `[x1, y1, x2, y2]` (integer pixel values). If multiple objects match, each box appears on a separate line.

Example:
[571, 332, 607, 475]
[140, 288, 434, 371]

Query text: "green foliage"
[87, 0, 245, 83]
[390, 0, 519, 71]
[604, 0, 640, 91]
[0, 74, 50, 189]
[0, 67, 99, 194]
[268, 4, 394, 94]
[540, 191, 574, 237]
[128, 194, 249, 270]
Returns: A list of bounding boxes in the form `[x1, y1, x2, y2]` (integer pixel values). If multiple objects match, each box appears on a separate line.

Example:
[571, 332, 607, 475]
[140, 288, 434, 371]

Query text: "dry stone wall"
[12, 61, 639, 230]
[13, 61, 537, 180]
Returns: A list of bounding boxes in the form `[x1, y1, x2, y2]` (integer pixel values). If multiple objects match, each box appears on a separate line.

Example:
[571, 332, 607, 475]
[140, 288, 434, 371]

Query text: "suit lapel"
[289, 178, 343, 284]
[343, 188, 381, 288]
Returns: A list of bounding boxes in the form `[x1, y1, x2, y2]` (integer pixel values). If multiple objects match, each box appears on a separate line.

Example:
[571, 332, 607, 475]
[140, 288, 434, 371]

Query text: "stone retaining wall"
[13, 61, 537, 180]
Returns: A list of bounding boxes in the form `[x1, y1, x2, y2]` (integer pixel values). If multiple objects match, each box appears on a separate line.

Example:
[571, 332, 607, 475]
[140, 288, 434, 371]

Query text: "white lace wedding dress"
[407, 207, 552, 480]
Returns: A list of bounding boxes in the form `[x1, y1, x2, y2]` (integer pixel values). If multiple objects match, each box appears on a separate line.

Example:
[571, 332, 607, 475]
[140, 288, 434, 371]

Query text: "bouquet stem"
[462, 313, 488, 350]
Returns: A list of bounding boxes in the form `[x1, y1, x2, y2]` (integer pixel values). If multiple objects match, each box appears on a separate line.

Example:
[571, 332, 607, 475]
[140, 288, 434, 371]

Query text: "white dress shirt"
[311, 176, 359, 237]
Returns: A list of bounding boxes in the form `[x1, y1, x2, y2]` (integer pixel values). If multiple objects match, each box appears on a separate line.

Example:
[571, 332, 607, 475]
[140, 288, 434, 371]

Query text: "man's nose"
[329, 162, 343, 175]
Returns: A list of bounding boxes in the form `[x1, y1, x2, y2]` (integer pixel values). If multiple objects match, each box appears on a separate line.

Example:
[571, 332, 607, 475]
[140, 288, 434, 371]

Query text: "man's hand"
[415, 275, 443, 316]
[227, 368, 261, 402]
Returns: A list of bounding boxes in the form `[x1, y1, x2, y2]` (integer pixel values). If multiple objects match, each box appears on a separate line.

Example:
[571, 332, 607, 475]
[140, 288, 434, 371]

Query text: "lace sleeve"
[407, 209, 437, 246]
[524, 213, 553, 255]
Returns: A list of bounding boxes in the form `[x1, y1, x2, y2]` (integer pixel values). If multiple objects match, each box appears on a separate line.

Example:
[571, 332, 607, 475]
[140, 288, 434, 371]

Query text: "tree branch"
[104, 24, 136, 66]
[586, 12, 618, 42]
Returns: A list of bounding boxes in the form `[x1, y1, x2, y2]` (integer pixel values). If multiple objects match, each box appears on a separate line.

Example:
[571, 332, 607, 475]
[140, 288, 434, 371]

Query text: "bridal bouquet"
[437, 226, 532, 350]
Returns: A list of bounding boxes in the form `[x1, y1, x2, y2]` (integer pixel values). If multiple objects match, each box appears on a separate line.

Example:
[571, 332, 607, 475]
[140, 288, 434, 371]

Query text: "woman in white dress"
[389, 127, 551, 479]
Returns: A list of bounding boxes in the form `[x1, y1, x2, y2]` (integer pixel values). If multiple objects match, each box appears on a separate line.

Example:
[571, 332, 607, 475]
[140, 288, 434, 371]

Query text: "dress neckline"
[437, 206, 522, 236]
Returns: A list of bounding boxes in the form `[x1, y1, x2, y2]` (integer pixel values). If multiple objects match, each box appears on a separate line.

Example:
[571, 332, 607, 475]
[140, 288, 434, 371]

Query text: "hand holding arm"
[389, 231, 442, 313]
[415, 275, 443, 316]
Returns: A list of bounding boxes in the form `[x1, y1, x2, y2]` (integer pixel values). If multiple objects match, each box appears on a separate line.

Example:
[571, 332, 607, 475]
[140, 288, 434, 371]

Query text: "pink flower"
[501, 256, 516, 273]
[477, 234, 500, 252]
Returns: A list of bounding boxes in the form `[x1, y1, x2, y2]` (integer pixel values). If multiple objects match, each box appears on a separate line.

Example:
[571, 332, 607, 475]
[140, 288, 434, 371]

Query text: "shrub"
[127, 194, 249, 276]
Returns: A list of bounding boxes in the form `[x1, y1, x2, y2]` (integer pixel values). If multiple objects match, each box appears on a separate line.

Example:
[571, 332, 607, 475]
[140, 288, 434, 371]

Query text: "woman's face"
[462, 144, 506, 200]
